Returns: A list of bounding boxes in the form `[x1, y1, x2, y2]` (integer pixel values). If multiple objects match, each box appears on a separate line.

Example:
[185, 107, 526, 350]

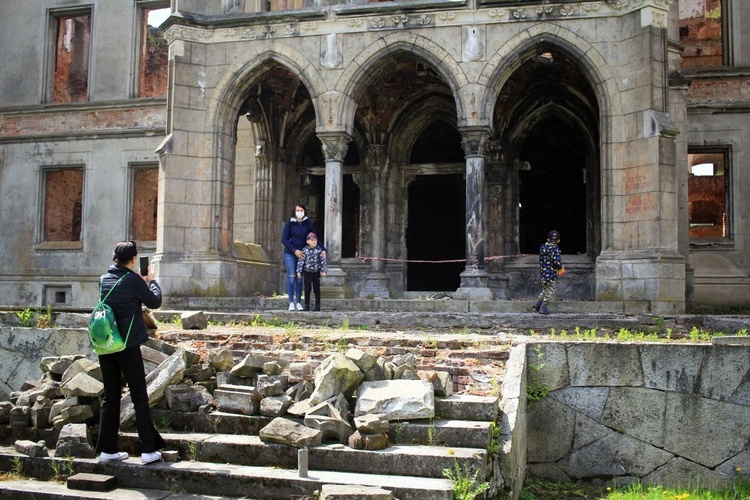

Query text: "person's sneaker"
[532, 301, 542, 312]
[99, 451, 128, 463]
[288, 302, 295, 311]
[295, 303, 304, 311]
[539, 305, 549, 315]
[141, 451, 162, 465]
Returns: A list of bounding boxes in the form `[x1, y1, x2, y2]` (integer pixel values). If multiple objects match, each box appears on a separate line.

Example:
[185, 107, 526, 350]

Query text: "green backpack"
[88, 275, 135, 355]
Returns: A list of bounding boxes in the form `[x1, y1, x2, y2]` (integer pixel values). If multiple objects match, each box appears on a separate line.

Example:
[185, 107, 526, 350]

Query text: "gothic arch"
[335, 31, 470, 133]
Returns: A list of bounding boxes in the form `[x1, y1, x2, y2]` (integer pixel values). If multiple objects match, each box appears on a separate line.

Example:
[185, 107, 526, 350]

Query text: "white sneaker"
[288, 303, 295, 311]
[141, 451, 162, 465]
[295, 303, 304, 311]
[99, 451, 128, 463]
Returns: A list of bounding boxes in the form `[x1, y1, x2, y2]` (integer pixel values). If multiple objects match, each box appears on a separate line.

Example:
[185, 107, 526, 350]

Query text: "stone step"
[388, 419, 493, 449]
[436, 395, 499, 421]
[117, 432, 487, 480]
[151, 409, 494, 449]
[0, 453, 454, 500]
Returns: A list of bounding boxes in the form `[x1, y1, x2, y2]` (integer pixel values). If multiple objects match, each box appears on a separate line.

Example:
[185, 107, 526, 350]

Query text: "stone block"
[215, 387, 261, 415]
[15, 439, 49, 458]
[348, 431, 389, 451]
[567, 344, 643, 387]
[355, 380, 434, 420]
[257, 374, 287, 396]
[66, 473, 117, 492]
[61, 405, 95, 424]
[55, 423, 95, 458]
[181, 311, 208, 330]
[216, 371, 252, 387]
[259, 417, 322, 447]
[61, 358, 102, 383]
[10, 406, 31, 428]
[260, 394, 293, 417]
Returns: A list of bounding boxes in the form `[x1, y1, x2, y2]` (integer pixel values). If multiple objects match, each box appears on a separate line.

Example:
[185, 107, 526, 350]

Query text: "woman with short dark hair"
[96, 240, 165, 465]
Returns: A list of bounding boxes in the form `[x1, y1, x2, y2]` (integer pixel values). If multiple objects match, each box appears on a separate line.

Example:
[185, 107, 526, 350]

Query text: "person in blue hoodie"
[533, 230, 564, 315]
[281, 204, 324, 311]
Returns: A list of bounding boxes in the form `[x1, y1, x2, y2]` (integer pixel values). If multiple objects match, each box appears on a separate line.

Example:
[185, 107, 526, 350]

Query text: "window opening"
[44, 168, 84, 242]
[52, 12, 91, 103]
[139, 5, 169, 97]
[131, 166, 159, 241]
[679, 0, 723, 68]
[688, 151, 728, 239]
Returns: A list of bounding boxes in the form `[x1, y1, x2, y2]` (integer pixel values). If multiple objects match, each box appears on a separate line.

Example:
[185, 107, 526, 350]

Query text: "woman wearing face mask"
[281, 204, 324, 311]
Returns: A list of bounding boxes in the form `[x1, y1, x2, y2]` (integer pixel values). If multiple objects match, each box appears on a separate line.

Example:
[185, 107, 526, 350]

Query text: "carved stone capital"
[318, 133, 351, 162]
[459, 128, 491, 157]
[364, 144, 387, 167]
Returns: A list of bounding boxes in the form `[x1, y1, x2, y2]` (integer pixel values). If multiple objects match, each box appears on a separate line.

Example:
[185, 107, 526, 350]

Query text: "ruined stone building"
[0, 0, 748, 313]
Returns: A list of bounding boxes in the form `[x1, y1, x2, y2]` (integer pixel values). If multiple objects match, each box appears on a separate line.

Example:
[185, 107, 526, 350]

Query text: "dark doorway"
[518, 115, 587, 255]
[301, 174, 359, 257]
[406, 174, 465, 291]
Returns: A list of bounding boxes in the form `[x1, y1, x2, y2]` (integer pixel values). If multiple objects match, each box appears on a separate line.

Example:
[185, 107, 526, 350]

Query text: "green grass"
[520, 475, 750, 500]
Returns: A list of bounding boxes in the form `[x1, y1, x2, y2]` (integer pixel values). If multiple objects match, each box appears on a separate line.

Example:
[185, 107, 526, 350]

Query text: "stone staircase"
[0, 315, 515, 499]
[0, 394, 500, 499]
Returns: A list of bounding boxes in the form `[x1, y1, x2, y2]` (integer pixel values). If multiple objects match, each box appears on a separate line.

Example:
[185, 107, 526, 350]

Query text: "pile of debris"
[3, 329, 456, 458]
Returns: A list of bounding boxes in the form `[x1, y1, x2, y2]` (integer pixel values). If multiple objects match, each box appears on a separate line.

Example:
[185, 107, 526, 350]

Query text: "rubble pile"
[2, 339, 455, 457]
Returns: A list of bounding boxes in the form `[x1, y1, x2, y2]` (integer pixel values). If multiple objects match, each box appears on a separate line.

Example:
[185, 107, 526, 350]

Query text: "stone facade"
[0, 1, 749, 313]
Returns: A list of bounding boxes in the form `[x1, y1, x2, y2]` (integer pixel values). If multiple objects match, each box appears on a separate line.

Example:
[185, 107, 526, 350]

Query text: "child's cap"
[306, 232, 317, 240]
[548, 230, 560, 241]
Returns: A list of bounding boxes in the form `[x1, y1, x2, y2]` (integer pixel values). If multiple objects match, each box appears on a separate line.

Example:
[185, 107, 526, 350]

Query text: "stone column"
[455, 128, 493, 300]
[360, 144, 390, 298]
[319, 132, 352, 298]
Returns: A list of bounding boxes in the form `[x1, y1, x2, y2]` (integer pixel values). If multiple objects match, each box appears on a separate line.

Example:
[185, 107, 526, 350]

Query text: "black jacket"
[99, 264, 162, 348]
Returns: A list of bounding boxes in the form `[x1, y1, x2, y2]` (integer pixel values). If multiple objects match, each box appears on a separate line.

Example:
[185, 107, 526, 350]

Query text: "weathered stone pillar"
[319, 132, 352, 298]
[360, 144, 390, 298]
[455, 128, 493, 300]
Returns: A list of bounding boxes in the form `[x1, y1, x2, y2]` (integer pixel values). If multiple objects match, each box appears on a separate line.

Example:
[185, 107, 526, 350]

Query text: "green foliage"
[393, 422, 405, 444]
[426, 419, 436, 445]
[442, 461, 490, 500]
[187, 441, 198, 461]
[10, 456, 24, 477]
[16, 308, 34, 327]
[340, 317, 350, 330]
[487, 421, 501, 456]
[526, 345, 550, 403]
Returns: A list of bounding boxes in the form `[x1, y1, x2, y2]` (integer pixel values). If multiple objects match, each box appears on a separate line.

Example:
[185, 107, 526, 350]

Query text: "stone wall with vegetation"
[526, 341, 750, 489]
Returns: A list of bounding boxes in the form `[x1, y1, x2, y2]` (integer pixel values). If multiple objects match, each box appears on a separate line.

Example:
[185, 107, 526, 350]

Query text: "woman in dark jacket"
[96, 240, 165, 465]
[281, 204, 324, 311]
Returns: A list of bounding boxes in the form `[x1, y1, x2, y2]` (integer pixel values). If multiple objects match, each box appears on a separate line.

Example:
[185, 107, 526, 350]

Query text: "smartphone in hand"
[139, 256, 149, 276]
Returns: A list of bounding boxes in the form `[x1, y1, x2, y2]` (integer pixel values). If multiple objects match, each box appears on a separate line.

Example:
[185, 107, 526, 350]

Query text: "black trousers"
[303, 271, 321, 309]
[96, 345, 165, 454]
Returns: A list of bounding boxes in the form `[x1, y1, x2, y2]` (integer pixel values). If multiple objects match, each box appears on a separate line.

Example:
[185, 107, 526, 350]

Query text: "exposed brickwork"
[44, 168, 83, 242]
[139, 21, 168, 98]
[131, 167, 159, 241]
[53, 15, 91, 103]
[0, 107, 166, 139]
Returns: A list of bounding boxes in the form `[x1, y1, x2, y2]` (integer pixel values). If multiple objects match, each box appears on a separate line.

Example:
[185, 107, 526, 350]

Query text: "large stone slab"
[644, 457, 734, 489]
[120, 349, 187, 428]
[664, 392, 750, 468]
[697, 345, 750, 405]
[354, 380, 434, 420]
[550, 386, 609, 422]
[558, 432, 673, 479]
[526, 397, 576, 463]
[601, 387, 666, 447]
[567, 344, 643, 387]
[640, 344, 706, 393]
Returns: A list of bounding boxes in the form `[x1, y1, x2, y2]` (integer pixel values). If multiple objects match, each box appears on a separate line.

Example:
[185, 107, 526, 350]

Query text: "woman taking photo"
[281, 204, 324, 311]
[96, 240, 165, 465]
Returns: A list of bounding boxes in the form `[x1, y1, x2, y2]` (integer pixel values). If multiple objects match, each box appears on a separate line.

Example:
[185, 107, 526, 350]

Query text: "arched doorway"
[496, 46, 600, 258]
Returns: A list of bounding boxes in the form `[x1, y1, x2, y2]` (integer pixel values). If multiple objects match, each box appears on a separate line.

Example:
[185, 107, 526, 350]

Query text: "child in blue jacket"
[296, 232, 328, 311]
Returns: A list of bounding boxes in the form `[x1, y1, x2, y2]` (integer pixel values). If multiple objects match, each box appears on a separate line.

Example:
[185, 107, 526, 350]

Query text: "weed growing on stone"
[49, 459, 64, 481]
[526, 345, 550, 403]
[10, 456, 23, 477]
[36, 305, 53, 328]
[426, 419, 436, 445]
[738, 329, 748, 336]
[442, 461, 490, 500]
[187, 441, 197, 461]
[16, 308, 34, 327]
[487, 422, 501, 456]
[340, 317, 350, 330]
[64, 456, 74, 476]
[393, 422, 405, 444]
[160, 415, 171, 430]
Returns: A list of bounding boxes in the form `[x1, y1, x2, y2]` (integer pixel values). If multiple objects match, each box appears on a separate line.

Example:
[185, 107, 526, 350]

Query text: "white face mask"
[296, 211, 305, 219]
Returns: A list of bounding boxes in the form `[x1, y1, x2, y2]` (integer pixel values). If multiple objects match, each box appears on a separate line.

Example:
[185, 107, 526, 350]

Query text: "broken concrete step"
[0, 452, 454, 500]
[388, 419, 493, 449]
[436, 394, 499, 421]
[151, 408, 273, 435]
[118, 431, 486, 480]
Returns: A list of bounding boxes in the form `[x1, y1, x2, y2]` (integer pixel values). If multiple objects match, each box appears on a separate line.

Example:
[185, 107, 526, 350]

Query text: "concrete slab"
[66, 472, 117, 492]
